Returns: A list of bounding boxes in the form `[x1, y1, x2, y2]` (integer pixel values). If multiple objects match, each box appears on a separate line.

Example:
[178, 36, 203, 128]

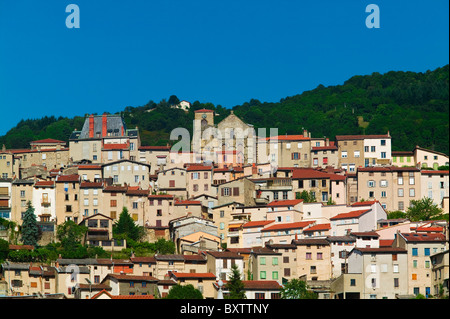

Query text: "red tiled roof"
[380, 239, 394, 247]
[171, 272, 216, 279]
[351, 200, 378, 207]
[194, 108, 214, 113]
[126, 189, 150, 196]
[330, 209, 371, 220]
[56, 174, 80, 182]
[34, 181, 55, 187]
[262, 135, 311, 141]
[175, 200, 202, 205]
[354, 247, 407, 254]
[336, 134, 390, 140]
[30, 138, 66, 144]
[186, 164, 212, 171]
[303, 223, 331, 232]
[261, 221, 315, 232]
[102, 143, 129, 150]
[80, 182, 103, 188]
[291, 168, 333, 179]
[421, 170, 449, 175]
[267, 199, 303, 207]
[401, 233, 446, 242]
[148, 194, 174, 199]
[243, 220, 274, 228]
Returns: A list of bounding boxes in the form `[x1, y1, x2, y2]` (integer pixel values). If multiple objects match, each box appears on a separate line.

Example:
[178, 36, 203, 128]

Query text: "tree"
[21, 201, 40, 247]
[113, 207, 144, 242]
[56, 220, 88, 251]
[406, 197, 444, 221]
[296, 190, 317, 203]
[225, 264, 246, 299]
[280, 279, 318, 299]
[0, 238, 9, 262]
[168, 95, 180, 106]
[165, 284, 203, 299]
[387, 210, 407, 219]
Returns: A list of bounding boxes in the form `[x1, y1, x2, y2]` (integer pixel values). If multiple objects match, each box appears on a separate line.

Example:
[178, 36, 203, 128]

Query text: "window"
[354, 151, 360, 158]
[424, 248, 430, 256]
[398, 201, 404, 210]
[412, 248, 418, 256]
[272, 271, 278, 280]
[350, 279, 356, 286]
[398, 177, 403, 185]
[394, 278, 399, 288]
[368, 180, 376, 188]
[272, 257, 278, 265]
[306, 252, 312, 260]
[260, 271, 266, 279]
[110, 200, 117, 207]
[380, 180, 388, 187]
[409, 177, 415, 185]
[317, 252, 323, 260]
[393, 264, 399, 273]
[256, 256, 266, 266]
[409, 188, 415, 197]
[398, 188, 404, 197]
[381, 152, 386, 159]
[341, 151, 347, 158]
[381, 140, 386, 146]
[412, 274, 417, 281]
[371, 146, 376, 152]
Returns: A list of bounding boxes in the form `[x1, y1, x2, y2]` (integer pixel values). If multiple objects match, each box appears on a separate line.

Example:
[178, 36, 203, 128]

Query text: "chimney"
[326, 138, 329, 147]
[102, 113, 108, 137]
[303, 129, 308, 137]
[89, 114, 94, 138]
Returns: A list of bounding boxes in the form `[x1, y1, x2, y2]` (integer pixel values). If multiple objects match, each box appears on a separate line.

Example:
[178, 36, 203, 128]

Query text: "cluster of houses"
[0, 109, 449, 299]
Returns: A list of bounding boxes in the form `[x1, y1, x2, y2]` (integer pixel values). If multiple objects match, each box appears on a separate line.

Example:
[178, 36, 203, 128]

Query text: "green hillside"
[1, 65, 448, 154]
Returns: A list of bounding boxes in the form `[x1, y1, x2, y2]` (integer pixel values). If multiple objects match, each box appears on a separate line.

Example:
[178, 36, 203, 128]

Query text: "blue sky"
[0, 0, 448, 136]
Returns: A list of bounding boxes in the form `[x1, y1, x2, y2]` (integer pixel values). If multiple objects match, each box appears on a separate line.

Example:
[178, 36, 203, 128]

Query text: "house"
[258, 132, 312, 168]
[90, 289, 155, 299]
[79, 181, 104, 221]
[335, 133, 391, 170]
[311, 139, 339, 168]
[69, 113, 139, 164]
[217, 177, 255, 207]
[169, 272, 217, 298]
[76, 164, 102, 182]
[147, 194, 175, 228]
[138, 145, 171, 174]
[303, 223, 331, 238]
[101, 274, 159, 297]
[330, 201, 387, 236]
[204, 251, 244, 281]
[266, 199, 304, 223]
[251, 176, 294, 204]
[357, 166, 421, 212]
[242, 220, 275, 248]
[156, 167, 187, 199]
[392, 232, 447, 297]
[186, 164, 214, 198]
[214, 280, 282, 299]
[32, 181, 56, 223]
[292, 238, 331, 282]
[153, 254, 207, 280]
[327, 235, 356, 278]
[130, 256, 156, 277]
[169, 214, 218, 253]
[420, 170, 449, 208]
[430, 249, 449, 297]
[248, 247, 282, 282]
[1, 262, 57, 297]
[102, 159, 151, 189]
[178, 231, 221, 254]
[331, 246, 409, 299]
[55, 264, 91, 298]
[261, 221, 315, 245]
[173, 200, 205, 219]
[265, 243, 298, 282]
[102, 185, 128, 220]
[10, 179, 34, 225]
[0, 179, 12, 221]
[211, 201, 244, 242]
[78, 213, 116, 250]
[55, 174, 80, 224]
[413, 146, 449, 169]
[290, 168, 335, 203]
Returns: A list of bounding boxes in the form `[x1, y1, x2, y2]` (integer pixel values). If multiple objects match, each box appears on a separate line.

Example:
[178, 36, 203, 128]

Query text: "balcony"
[41, 200, 51, 207]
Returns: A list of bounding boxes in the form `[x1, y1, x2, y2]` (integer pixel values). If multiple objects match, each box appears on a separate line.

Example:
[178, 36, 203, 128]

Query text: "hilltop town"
[0, 109, 448, 300]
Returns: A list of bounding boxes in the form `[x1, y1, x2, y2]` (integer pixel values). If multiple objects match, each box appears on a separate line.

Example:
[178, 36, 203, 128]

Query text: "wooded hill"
[1, 64, 448, 155]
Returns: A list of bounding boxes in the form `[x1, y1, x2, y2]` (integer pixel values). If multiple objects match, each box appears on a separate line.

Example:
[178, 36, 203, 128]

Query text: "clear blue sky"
[0, 0, 448, 135]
